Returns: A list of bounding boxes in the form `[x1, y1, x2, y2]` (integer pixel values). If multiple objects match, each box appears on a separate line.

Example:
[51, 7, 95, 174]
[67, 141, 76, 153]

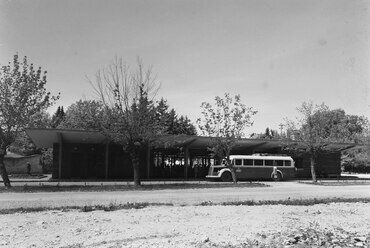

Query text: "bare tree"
[197, 93, 257, 183]
[90, 57, 160, 186]
[0, 54, 59, 187]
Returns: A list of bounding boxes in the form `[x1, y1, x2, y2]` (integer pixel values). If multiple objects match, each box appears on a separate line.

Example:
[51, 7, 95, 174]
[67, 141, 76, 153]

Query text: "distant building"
[26, 128, 356, 180]
[4, 152, 42, 174]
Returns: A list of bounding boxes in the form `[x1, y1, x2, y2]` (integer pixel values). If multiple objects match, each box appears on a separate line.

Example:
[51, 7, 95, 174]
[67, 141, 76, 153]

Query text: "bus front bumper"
[205, 175, 221, 179]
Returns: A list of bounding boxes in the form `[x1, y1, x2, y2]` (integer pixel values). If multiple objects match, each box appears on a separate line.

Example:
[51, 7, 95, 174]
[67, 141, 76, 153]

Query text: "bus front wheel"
[221, 172, 232, 182]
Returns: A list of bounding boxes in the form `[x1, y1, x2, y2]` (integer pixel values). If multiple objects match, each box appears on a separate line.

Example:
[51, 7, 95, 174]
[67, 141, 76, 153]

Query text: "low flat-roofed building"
[26, 128, 356, 180]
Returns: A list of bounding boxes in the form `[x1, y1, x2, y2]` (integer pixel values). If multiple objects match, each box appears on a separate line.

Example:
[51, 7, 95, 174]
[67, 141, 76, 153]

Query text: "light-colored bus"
[206, 154, 296, 181]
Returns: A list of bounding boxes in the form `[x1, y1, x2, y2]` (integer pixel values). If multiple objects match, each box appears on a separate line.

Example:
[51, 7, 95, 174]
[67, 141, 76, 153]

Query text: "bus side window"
[276, 160, 283, 167]
[243, 159, 253, 166]
[234, 159, 242, 166]
[254, 159, 263, 166]
[285, 160, 291, 166]
[265, 160, 273, 166]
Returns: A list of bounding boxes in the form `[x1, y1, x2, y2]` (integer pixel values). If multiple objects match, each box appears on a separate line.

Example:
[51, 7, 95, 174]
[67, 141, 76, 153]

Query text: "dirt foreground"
[1, 202, 369, 248]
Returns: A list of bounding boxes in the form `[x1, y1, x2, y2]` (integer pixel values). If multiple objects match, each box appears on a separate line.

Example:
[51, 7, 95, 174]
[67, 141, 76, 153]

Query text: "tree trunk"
[224, 154, 237, 184]
[0, 153, 11, 188]
[310, 156, 317, 183]
[130, 150, 141, 186]
[229, 166, 237, 184]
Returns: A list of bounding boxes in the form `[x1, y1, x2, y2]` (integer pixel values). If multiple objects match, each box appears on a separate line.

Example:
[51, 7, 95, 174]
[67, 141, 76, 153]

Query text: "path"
[0, 181, 369, 209]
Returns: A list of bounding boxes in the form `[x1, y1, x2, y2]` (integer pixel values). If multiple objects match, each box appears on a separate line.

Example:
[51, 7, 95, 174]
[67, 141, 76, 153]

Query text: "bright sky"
[0, 0, 369, 135]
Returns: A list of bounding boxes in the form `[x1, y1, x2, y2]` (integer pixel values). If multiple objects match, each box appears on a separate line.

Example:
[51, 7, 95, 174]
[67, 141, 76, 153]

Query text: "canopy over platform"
[26, 128, 357, 152]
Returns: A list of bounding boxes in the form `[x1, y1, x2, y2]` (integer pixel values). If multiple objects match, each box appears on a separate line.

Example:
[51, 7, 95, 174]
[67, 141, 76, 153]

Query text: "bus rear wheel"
[221, 172, 232, 182]
[272, 172, 282, 181]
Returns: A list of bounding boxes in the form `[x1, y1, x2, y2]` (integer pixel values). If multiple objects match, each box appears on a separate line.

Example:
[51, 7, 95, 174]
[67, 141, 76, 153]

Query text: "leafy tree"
[0, 54, 59, 187]
[285, 101, 367, 182]
[39, 148, 53, 173]
[175, 115, 197, 135]
[250, 127, 281, 140]
[155, 98, 196, 135]
[59, 100, 105, 130]
[90, 57, 161, 186]
[197, 93, 257, 183]
[29, 110, 52, 128]
[50, 106, 65, 128]
[8, 111, 52, 155]
[342, 125, 370, 173]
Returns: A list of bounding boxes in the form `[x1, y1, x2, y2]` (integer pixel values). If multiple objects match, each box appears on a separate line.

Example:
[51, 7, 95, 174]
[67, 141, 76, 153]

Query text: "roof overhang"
[25, 128, 108, 148]
[25, 128, 362, 153]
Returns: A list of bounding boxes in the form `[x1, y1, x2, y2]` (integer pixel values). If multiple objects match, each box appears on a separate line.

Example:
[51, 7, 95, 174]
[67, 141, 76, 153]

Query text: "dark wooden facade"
[292, 152, 341, 178]
[51, 141, 342, 180]
[52, 143, 213, 180]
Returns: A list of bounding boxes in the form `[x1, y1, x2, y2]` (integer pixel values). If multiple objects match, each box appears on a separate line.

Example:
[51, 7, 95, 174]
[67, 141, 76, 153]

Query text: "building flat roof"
[25, 128, 108, 147]
[25, 128, 357, 152]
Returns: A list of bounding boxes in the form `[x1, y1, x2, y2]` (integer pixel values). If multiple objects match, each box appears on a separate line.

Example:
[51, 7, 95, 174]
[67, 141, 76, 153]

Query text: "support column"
[146, 146, 151, 179]
[105, 143, 109, 179]
[184, 146, 189, 180]
[57, 132, 63, 179]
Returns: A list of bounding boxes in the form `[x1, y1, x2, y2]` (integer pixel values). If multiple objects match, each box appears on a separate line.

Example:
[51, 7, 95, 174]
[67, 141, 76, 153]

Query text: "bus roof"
[229, 155, 293, 160]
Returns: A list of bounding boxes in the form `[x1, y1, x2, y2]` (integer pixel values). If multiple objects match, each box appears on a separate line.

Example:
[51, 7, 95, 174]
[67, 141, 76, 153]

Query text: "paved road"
[0, 181, 369, 210]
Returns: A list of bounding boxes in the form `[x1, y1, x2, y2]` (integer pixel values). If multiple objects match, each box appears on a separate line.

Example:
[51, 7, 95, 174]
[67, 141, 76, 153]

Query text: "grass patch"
[0, 206, 80, 215]
[80, 202, 173, 212]
[299, 181, 370, 186]
[0, 182, 267, 193]
[1, 197, 369, 215]
[8, 174, 47, 179]
[198, 197, 370, 206]
[0, 202, 173, 215]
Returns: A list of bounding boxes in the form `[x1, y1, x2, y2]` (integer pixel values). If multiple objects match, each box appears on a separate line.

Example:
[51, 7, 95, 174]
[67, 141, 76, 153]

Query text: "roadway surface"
[0, 181, 370, 210]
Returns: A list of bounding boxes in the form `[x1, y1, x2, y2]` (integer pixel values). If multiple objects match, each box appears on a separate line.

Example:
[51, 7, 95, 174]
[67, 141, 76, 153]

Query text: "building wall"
[52, 143, 149, 180]
[293, 152, 341, 178]
[5, 154, 42, 174]
[51, 141, 342, 180]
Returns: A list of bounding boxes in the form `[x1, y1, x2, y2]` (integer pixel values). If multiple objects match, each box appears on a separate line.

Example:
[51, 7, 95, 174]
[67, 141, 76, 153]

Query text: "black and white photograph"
[0, 0, 369, 247]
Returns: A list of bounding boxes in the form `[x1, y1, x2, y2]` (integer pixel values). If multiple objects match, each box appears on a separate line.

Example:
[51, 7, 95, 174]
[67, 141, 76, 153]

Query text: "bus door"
[233, 158, 243, 178]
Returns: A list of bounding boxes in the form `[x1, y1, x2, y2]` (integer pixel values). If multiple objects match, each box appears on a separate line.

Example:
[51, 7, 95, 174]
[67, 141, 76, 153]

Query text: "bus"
[206, 154, 296, 181]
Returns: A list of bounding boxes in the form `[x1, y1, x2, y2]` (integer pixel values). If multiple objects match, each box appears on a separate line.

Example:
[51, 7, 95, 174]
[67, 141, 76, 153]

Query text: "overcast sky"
[0, 0, 369, 135]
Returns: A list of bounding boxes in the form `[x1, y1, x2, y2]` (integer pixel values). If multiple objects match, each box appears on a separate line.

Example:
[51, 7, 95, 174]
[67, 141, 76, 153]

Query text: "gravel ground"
[0, 202, 369, 248]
